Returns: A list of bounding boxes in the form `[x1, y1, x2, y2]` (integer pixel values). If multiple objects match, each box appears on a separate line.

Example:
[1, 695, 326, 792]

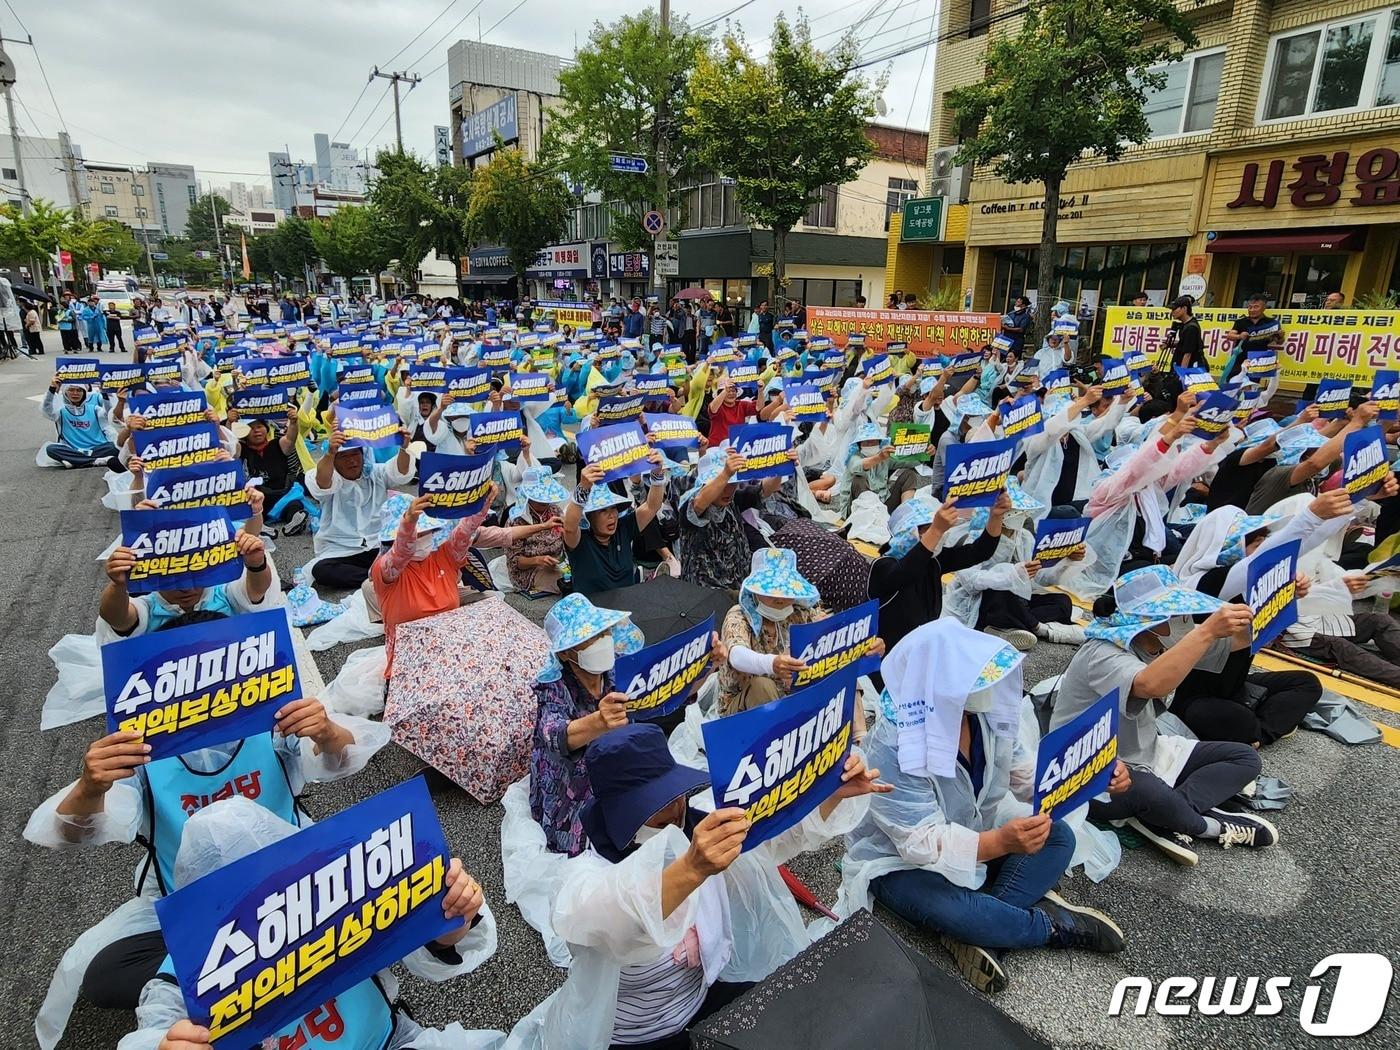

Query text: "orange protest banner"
[806, 307, 1002, 359]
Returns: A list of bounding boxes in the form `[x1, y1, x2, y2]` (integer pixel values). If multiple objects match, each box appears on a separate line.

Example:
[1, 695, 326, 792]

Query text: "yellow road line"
[1252, 652, 1400, 716]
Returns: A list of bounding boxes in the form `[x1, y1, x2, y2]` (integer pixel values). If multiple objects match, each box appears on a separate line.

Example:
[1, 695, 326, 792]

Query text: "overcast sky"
[4, 0, 935, 193]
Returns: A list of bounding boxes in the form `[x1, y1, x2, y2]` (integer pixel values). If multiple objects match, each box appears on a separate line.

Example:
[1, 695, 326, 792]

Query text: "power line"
[481, 0, 531, 39]
[405, 0, 485, 71]
[695, 0, 762, 30]
[331, 80, 373, 142]
[345, 83, 393, 147]
[853, 2, 1027, 69]
[385, 0, 463, 67]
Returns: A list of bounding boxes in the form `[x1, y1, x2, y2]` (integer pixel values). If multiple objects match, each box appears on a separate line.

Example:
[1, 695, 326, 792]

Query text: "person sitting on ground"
[1051, 567, 1278, 866]
[41, 377, 120, 469]
[372, 488, 560, 678]
[507, 466, 571, 596]
[675, 447, 795, 592]
[230, 406, 309, 534]
[304, 422, 414, 590]
[508, 722, 887, 1050]
[564, 448, 669, 594]
[718, 548, 868, 716]
[838, 619, 1127, 995]
[24, 608, 387, 1048]
[124, 797, 500, 1050]
[1244, 401, 1376, 515]
[529, 594, 645, 857]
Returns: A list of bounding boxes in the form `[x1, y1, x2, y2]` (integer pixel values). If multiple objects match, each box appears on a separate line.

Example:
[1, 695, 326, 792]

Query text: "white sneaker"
[987, 627, 1037, 651]
[1037, 621, 1087, 645]
[1123, 817, 1199, 866]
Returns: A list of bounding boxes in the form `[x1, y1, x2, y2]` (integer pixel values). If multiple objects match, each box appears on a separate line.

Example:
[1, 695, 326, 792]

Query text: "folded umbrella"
[589, 576, 734, 644]
[383, 595, 551, 804]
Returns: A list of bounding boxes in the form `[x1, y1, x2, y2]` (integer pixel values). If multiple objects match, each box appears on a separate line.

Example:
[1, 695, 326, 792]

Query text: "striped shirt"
[610, 946, 707, 1044]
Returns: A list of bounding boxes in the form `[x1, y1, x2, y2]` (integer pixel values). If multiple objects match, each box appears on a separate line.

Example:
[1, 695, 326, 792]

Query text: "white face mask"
[411, 534, 437, 560]
[757, 601, 794, 622]
[449, 418, 471, 435]
[859, 444, 880, 457]
[575, 636, 616, 673]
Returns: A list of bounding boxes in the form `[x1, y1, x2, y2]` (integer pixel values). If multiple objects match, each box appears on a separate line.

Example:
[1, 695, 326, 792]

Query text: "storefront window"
[1291, 254, 1349, 307]
[1234, 255, 1287, 308]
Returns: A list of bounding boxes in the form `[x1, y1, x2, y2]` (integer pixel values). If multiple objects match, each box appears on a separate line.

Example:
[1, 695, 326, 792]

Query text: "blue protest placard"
[729, 423, 795, 482]
[135, 423, 224, 473]
[95, 364, 146, 396]
[632, 372, 671, 399]
[103, 608, 299, 760]
[1000, 394, 1044, 440]
[701, 671, 856, 851]
[1033, 690, 1119, 819]
[1174, 367, 1217, 395]
[418, 451, 496, 518]
[145, 459, 250, 516]
[577, 422, 652, 483]
[336, 386, 388, 409]
[337, 363, 377, 388]
[468, 411, 524, 456]
[862, 354, 894, 387]
[946, 352, 983, 389]
[1247, 538, 1300, 653]
[596, 393, 646, 426]
[1100, 359, 1130, 395]
[784, 382, 829, 422]
[231, 384, 298, 420]
[616, 616, 715, 721]
[338, 405, 401, 449]
[154, 776, 455, 1049]
[788, 601, 880, 689]
[1033, 517, 1090, 565]
[143, 360, 183, 387]
[1314, 377, 1353, 420]
[509, 372, 552, 402]
[443, 366, 492, 405]
[943, 437, 1016, 508]
[130, 389, 209, 429]
[1188, 391, 1240, 441]
[802, 368, 838, 392]
[1372, 370, 1399, 422]
[409, 365, 447, 393]
[479, 344, 512, 370]
[1364, 552, 1400, 580]
[1042, 369, 1071, 397]
[726, 362, 760, 397]
[1342, 424, 1389, 503]
[1245, 350, 1278, 381]
[643, 412, 700, 449]
[119, 506, 243, 595]
[148, 337, 185, 360]
[266, 355, 311, 388]
[55, 356, 101, 384]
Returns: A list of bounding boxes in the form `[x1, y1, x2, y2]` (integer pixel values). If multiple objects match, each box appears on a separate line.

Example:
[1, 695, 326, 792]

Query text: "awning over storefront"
[1207, 229, 1367, 254]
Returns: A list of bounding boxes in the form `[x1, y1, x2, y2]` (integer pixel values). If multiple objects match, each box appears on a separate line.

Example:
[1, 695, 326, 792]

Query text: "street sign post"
[642, 210, 666, 237]
[900, 197, 948, 243]
[610, 153, 649, 174]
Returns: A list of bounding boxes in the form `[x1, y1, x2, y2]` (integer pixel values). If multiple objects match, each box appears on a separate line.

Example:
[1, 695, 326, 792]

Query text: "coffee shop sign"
[980, 194, 1088, 220]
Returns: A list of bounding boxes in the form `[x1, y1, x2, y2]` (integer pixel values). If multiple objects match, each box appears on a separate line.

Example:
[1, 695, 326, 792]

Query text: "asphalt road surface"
[1, 352, 1397, 1048]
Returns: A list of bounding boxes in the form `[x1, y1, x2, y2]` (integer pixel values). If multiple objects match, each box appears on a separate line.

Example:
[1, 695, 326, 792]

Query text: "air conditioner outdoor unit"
[928, 146, 970, 203]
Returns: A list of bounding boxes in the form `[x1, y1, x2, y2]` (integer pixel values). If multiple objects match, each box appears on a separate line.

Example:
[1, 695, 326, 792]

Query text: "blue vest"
[58, 398, 105, 451]
[156, 959, 395, 1050]
[141, 733, 297, 895]
[143, 586, 235, 634]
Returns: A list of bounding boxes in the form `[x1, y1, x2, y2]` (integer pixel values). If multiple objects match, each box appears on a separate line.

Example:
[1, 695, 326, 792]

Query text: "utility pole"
[371, 67, 421, 153]
[653, 0, 669, 293]
[58, 131, 81, 207]
[206, 179, 226, 291]
[130, 166, 158, 291]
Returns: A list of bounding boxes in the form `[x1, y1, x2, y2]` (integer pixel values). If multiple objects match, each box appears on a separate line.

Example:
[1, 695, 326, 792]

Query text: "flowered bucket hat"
[1086, 610, 1167, 650]
[579, 483, 632, 519]
[1115, 564, 1223, 618]
[512, 466, 571, 520]
[738, 547, 820, 633]
[1237, 417, 1281, 449]
[887, 496, 938, 560]
[946, 393, 995, 429]
[848, 420, 886, 457]
[678, 447, 729, 507]
[377, 492, 448, 545]
[538, 593, 645, 683]
[1219, 513, 1280, 567]
[964, 476, 1045, 536]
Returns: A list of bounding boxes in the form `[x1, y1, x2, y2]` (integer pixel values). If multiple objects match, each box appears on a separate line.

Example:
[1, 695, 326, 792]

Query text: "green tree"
[67, 216, 143, 275]
[267, 216, 320, 288]
[184, 193, 240, 248]
[947, 0, 1196, 334]
[245, 234, 276, 285]
[685, 15, 881, 295]
[548, 10, 707, 253]
[466, 147, 571, 289]
[0, 198, 70, 280]
[369, 149, 472, 291]
[309, 205, 393, 282]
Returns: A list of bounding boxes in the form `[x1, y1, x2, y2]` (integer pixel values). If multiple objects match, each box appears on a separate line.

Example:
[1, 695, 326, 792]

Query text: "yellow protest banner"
[1100, 307, 1400, 387]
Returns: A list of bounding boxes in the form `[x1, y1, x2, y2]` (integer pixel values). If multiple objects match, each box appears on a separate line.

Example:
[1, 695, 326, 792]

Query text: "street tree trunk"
[1036, 172, 1062, 343]
[773, 226, 788, 305]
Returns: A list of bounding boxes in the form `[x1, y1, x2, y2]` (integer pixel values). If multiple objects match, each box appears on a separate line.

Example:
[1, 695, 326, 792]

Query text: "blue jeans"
[872, 820, 1075, 949]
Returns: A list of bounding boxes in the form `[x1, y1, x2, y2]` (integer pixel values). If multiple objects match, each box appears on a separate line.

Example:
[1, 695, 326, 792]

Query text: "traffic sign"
[149, 252, 169, 262]
[901, 197, 947, 243]
[642, 210, 666, 237]
[610, 153, 649, 175]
